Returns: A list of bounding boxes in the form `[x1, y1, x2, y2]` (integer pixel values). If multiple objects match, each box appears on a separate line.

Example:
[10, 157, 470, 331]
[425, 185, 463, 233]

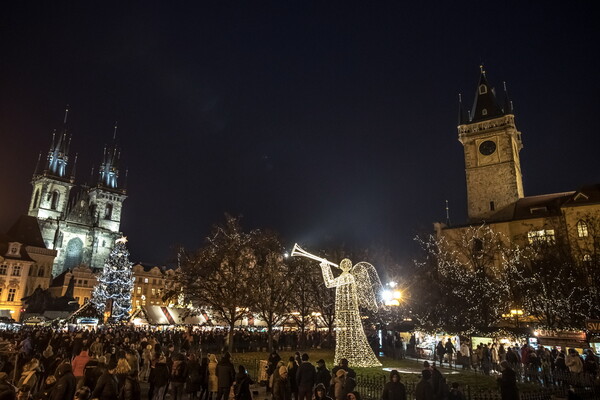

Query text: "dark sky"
[1, 2, 598, 266]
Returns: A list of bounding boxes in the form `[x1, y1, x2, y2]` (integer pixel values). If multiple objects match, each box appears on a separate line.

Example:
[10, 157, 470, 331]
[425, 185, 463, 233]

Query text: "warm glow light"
[292, 243, 382, 368]
[116, 236, 128, 244]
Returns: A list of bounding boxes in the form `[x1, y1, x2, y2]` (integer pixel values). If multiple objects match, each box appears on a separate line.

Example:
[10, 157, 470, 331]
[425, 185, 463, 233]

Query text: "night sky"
[1, 2, 598, 267]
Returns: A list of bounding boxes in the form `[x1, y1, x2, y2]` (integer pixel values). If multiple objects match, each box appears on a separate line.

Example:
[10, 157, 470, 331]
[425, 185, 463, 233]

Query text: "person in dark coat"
[497, 361, 519, 400]
[272, 366, 291, 400]
[151, 356, 170, 400]
[315, 359, 331, 391]
[216, 353, 236, 400]
[186, 353, 203, 400]
[381, 370, 406, 400]
[91, 359, 119, 400]
[0, 372, 16, 400]
[199, 356, 209, 400]
[287, 357, 298, 400]
[415, 370, 434, 400]
[313, 383, 332, 400]
[234, 365, 254, 400]
[296, 354, 315, 400]
[170, 353, 188, 400]
[48, 363, 76, 400]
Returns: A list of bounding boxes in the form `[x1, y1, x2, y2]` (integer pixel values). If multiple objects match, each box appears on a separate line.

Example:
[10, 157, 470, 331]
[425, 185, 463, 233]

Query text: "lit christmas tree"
[91, 236, 134, 323]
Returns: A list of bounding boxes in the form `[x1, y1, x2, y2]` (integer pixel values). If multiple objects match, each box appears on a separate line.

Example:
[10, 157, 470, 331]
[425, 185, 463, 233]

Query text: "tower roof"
[95, 122, 126, 193]
[469, 66, 506, 123]
[38, 106, 74, 181]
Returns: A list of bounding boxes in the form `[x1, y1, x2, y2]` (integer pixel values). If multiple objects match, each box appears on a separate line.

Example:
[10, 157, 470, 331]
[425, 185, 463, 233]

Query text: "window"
[78, 280, 82, 285]
[152, 288, 156, 296]
[479, 84, 487, 94]
[33, 190, 40, 208]
[473, 238, 484, 253]
[12, 265, 21, 276]
[0, 265, 7, 275]
[38, 267, 44, 277]
[528, 229, 556, 244]
[481, 109, 487, 116]
[583, 254, 592, 263]
[50, 191, 59, 210]
[84, 280, 88, 285]
[136, 300, 140, 306]
[144, 278, 148, 283]
[104, 203, 113, 220]
[7, 288, 16, 302]
[490, 201, 495, 211]
[153, 279, 157, 285]
[137, 287, 141, 294]
[577, 220, 589, 238]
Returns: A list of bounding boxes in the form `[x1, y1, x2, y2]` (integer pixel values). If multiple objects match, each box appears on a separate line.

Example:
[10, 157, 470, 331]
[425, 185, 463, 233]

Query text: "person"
[415, 370, 433, 400]
[331, 369, 346, 400]
[267, 350, 282, 390]
[346, 392, 361, 400]
[583, 349, 598, 376]
[430, 364, 448, 400]
[16, 358, 40, 392]
[72, 347, 91, 390]
[381, 370, 406, 400]
[141, 345, 154, 382]
[459, 342, 470, 370]
[91, 359, 119, 400]
[170, 353, 188, 400]
[330, 359, 355, 398]
[199, 356, 209, 400]
[74, 386, 92, 400]
[83, 355, 105, 392]
[497, 361, 519, 400]
[566, 349, 583, 374]
[48, 363, 76, 400]
[273, 366, 291, 400]
[233, 365, 253, 400]
[436, 341, 446, 366]
[447, 382, 465, 400]
[207, 354, 219, 400]
[296, 354, 315, 400]
[287, 357, 298, 400]
[151, 356, 170, 400]
[313, 383, 332, 400]
[0, 372, 15, 400]
[445, 339, 455, 368]
[186, 353, 202, 400]
[216, 353, 235, 400]
[315, 359, 331, 390]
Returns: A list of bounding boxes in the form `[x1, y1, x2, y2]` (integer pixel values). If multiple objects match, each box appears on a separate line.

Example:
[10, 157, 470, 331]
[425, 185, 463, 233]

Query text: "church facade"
[27, 109, 127, 277]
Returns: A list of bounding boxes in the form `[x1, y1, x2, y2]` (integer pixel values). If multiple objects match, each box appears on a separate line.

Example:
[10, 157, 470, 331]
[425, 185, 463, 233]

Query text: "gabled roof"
[511, 192, 575, 220]
[6, 215, 46, 248]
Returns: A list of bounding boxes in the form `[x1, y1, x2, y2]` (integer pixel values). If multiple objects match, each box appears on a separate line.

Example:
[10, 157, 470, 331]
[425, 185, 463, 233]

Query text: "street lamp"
[382, 288, 402, 306]
[510, 309, 523, 328]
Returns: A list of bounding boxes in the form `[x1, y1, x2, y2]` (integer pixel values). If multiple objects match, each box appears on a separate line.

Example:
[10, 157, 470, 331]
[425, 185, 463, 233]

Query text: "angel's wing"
[350, 261, 382, 313]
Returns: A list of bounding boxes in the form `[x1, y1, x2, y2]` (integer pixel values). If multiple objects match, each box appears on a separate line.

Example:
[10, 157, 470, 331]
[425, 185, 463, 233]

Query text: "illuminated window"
[479, 84, 487, 94]
[136, 300, 140, 306]
[528, 229, 555, 244]
[0, 265, 7, 275]
[577, 220, 589, 238]
[583, 254, 592, 263]
[137, 287, 141, 294]
[144, 278, 149, 283]
[7, 288, 16, 302]
[152, 288, 156, 296]
[12, 265, 21, 276]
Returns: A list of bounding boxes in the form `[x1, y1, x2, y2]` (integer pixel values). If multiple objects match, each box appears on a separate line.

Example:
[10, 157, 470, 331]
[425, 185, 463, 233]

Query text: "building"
[48, 265, 97, 306]
[439, 67, 600, 254]
[27, 108, 127, 277]
[131, 264, 176, 309]
[0, 215, 55, 320]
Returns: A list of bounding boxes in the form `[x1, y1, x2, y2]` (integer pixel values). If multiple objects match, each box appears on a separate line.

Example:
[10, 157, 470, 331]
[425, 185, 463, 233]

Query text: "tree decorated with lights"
[91, 236, 134, 323]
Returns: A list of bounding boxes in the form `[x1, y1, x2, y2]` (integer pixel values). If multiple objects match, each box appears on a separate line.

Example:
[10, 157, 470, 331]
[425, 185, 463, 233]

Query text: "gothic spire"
[470, 66, 505, 123]
[96, 122, 123, 191]
[43, 106, 72, 179]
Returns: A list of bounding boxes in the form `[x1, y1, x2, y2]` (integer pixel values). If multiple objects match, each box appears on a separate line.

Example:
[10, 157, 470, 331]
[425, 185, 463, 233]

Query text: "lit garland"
[91, 236, 134, 323]
[319, 258, 382, 367]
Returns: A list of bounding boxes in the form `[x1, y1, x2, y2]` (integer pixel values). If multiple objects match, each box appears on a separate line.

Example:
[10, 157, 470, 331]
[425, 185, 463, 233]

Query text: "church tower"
[458, 67, 524, 222]
[28, 107, 76, 228]
[88, 124, 127, 269]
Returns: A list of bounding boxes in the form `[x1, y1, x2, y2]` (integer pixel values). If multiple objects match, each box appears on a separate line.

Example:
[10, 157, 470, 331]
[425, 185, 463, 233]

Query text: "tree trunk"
[229, 320, 235, 353]
[267, 323, 273, 353]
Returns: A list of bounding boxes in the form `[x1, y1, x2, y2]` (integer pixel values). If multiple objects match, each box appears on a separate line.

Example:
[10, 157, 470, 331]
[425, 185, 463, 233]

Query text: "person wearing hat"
[331, 369, 347, 400]
[313, 383, 332, 400]
[152, 355, 170, 400]
[315, 359, 331, 391]
[381, 370, 406, 400]
[497, 361, 518, 400]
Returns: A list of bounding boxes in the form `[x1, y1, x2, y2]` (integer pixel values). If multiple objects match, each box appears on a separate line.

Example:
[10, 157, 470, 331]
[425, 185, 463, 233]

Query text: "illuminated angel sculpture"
[291, 244, 382, 367]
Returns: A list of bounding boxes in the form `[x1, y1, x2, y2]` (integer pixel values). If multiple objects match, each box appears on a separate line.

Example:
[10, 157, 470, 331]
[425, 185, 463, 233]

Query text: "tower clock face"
[479, 140, 497, 156]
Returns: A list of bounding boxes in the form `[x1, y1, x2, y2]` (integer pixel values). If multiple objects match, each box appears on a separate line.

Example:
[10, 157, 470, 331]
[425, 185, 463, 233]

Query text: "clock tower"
[458, 67, 524, 222]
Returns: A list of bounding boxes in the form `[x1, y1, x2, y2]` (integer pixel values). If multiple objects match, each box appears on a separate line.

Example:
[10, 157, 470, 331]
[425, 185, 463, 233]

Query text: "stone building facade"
[27, 110, 127, 277]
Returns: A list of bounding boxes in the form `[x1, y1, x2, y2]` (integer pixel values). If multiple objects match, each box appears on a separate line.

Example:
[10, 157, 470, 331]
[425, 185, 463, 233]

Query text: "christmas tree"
[91, 236, 134, 323]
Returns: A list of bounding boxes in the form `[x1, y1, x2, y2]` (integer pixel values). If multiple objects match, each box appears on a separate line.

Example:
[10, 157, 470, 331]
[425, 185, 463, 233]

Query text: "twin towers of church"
[27, 107, 127, 277]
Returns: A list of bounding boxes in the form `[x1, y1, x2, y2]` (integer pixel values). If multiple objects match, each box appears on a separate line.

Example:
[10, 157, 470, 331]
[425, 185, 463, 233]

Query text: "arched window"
[50, 191, 59, 210]
[577, 220, 589, 238]
[104, 203, 113, 220]
[479, 84, 487, 94]
[63, 238, 84, 271]
[33, 190, 40, 208]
